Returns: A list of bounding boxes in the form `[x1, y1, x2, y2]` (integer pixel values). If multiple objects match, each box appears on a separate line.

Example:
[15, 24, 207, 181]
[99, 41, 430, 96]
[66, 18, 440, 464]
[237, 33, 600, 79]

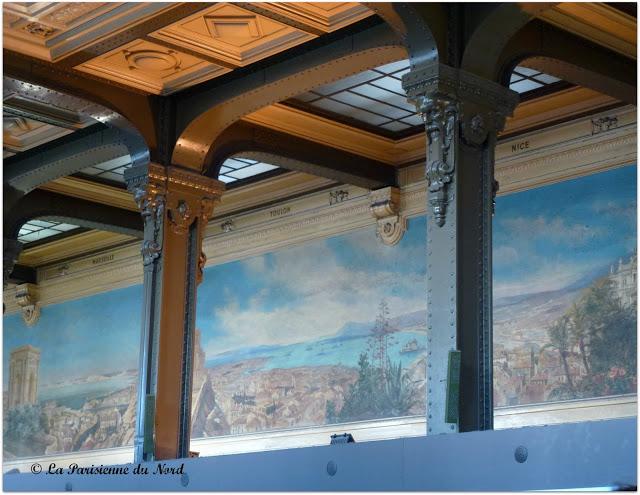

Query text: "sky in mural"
[493, 165, 637, 300]
[196, 216, 428, 357]
[3, 284, 142, 388]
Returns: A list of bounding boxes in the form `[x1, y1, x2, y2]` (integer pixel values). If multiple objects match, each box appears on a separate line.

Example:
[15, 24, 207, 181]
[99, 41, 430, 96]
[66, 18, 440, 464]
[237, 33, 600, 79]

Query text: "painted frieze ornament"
[15, 283, 40, 326]
[369, 186, 406, 246]
[417, 96, 458, 227]
[220, 219, 234, 233]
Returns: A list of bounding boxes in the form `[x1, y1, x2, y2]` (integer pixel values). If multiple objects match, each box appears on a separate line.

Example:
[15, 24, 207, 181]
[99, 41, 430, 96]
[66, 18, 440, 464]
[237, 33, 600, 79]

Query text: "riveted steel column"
[402, 63, 518, 433]
[125, 163, 224, 461]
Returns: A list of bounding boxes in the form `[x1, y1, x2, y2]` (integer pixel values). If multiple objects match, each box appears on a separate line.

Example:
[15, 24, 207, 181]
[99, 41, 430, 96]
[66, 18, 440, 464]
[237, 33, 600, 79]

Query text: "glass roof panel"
[510, 79, 543, 93]
[288, 59, 566, 137]
[510, 66, 562, 94]
[218, 157, 280, 184]
[18, 220, 80, 244]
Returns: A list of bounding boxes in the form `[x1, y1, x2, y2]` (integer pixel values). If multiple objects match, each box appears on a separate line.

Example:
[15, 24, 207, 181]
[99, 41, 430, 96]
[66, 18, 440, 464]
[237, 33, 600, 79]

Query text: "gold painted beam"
[536, 3, 636, 59]
[18, 231, 135, 267]
[38, 177, 138, 211]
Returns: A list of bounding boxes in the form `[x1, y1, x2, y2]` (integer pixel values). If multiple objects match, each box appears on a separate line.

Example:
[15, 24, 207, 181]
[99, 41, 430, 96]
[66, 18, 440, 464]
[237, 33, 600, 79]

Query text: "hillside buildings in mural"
[493, 251, 637, 406]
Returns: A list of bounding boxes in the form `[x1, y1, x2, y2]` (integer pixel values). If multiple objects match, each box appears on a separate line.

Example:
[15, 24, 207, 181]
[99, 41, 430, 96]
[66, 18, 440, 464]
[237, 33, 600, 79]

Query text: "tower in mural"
[8, 345, 41, 408]
[609, 251, 637, 308]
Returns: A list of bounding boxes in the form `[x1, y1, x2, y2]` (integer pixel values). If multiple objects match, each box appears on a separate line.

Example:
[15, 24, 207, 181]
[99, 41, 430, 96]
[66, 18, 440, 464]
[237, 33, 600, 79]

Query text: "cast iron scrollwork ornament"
[418, 96, 458, 227]
[462, 113, 488, 146]
[141, 240, 162, 266]
[132, 184, 165, 224]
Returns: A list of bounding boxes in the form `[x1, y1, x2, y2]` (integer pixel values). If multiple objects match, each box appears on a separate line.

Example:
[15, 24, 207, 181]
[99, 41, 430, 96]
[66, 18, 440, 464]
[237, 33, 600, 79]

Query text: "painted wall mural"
[3, 286, 142, 459]
[492, 165, 637, 406]
[3, 164, 636, 459]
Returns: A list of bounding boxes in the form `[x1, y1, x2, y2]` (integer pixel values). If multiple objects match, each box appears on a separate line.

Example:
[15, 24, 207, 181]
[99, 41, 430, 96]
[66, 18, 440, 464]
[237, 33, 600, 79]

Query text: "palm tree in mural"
[542, 314, 576, 398]
[368, 299, 396, 379]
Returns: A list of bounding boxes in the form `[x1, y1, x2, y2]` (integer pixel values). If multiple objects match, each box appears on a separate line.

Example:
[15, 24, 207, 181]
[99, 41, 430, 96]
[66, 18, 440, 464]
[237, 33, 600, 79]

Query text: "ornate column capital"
[402, 62, 519, 140]
[15, 283, 40, 326]
[401, 63, 518, 228]
[124, 163, 225, 264]
[369, 186, 407, 246]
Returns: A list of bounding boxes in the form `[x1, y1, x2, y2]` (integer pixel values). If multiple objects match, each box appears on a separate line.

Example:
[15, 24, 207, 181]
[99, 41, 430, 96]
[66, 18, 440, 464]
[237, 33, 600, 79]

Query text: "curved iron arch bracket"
[460, 3, 558, 80]
[4, 126, 131, 196]
[206, 121, 396, 190]
[3, 76, 150, 168]
[363, 2, 444, 68]
[495, 20, 636, 104]
[4, 189, 143, 241]
[3, 189, 142, 283]
[172, 23, 406, 172]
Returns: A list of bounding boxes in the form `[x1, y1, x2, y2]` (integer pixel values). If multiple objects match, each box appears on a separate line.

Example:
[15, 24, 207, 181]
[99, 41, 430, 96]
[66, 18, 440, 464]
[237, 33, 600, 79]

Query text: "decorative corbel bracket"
[15, 283, 40, 326]
[369, 186, 407, 246]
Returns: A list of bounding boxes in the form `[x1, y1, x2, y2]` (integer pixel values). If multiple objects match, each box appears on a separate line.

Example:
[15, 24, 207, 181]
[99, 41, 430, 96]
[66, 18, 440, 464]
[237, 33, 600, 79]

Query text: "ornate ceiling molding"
[3, 3, 175, 62]
[148, 3, 316, 67]
[75, 38, 231, 95]
[3, 115, 73, 154]
[251, 3, 373, 33]
[535, 3, 636, 60]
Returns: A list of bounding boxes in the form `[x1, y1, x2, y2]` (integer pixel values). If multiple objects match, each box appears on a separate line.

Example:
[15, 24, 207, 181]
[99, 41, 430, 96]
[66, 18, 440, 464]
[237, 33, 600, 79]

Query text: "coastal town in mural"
[3, 165, 637, 458]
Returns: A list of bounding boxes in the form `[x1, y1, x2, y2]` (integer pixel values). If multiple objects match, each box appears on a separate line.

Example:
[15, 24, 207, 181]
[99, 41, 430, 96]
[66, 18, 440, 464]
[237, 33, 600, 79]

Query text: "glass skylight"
[218, 158, 279, 184]
[510, 66, 561, 93]
[18, 220, 79, 244]
[77, 156, 279, 185]
[79, 155, 131, 183]
[290, 60, 565, 135]
[292, 59, 420, 133]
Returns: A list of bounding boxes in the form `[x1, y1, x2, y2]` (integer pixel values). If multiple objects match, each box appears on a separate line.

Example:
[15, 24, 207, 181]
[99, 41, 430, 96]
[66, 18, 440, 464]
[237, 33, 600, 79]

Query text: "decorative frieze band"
[2, 106, 636, 313]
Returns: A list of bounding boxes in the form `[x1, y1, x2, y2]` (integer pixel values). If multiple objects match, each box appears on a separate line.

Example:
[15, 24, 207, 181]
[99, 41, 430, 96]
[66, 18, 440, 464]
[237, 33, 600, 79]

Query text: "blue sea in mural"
[205, 330, 426, 371]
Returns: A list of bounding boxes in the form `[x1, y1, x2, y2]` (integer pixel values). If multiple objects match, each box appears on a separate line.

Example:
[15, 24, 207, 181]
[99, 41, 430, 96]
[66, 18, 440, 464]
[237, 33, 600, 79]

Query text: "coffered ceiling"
[2, 2, 636, 262]
[3, 2, 174, 62]
[4, 2, 373, 95]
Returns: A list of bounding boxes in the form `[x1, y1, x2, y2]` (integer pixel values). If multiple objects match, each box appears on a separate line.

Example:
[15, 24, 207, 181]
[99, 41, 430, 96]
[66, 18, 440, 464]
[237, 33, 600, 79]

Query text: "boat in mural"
[400, 339, 420, 354]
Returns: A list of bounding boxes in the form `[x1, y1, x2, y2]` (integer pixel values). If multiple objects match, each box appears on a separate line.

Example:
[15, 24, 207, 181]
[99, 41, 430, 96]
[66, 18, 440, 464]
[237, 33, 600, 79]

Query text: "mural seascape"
[3, 287, 141, 459]
[3, 164, 637, 459]
[492, 165, 637, 406]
